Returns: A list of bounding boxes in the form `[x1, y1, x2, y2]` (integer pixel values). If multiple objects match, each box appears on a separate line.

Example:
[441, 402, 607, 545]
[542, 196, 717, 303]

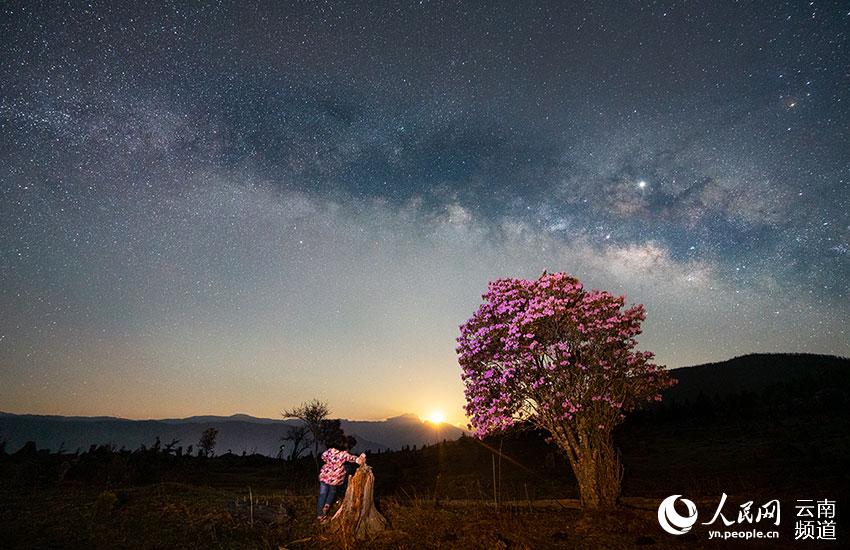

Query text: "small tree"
[163, 438, 180, 455]
[283, 399, 330, 470]
[318, 418, 356, 450]
[457, 272, 676, 509]
[198, 427, 219, 457]
[280, 424, 311, 461]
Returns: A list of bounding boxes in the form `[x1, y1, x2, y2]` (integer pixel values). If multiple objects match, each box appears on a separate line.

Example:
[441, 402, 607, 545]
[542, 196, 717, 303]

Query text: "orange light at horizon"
[425, 410, 445, 425]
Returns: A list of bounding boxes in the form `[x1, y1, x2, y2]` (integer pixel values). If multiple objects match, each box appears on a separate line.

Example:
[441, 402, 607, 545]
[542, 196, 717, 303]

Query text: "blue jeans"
[317, 482, 338, 517]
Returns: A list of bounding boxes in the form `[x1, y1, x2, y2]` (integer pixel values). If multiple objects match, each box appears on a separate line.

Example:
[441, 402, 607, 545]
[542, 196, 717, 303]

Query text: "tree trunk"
[571, 430, 623, 509]
[331, 464, 387, 540]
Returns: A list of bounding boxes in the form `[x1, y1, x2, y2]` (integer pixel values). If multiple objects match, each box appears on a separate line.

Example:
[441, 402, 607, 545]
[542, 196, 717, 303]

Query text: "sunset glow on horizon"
[425, 411, 446, 425]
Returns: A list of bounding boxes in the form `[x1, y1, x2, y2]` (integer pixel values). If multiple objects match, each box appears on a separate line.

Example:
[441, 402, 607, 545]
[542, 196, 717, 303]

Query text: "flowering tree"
[457, 272, 676, 509]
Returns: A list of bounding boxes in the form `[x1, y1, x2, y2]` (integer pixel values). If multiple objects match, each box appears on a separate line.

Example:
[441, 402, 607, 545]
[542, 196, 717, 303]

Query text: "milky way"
[1, 1, 848, 424]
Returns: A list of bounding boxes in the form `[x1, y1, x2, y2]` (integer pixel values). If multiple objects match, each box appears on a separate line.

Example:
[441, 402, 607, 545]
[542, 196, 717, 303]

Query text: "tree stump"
[330, 463, 387, 540]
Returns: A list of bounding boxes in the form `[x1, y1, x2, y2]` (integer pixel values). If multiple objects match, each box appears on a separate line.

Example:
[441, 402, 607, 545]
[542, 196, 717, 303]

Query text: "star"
[0, 0, 846, 422]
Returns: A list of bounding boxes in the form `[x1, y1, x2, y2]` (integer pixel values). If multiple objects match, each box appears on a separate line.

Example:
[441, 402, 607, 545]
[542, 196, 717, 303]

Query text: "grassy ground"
[1, 408, 846, 548]
[0, 482, 757, 549]
[0, 478, 842, 548]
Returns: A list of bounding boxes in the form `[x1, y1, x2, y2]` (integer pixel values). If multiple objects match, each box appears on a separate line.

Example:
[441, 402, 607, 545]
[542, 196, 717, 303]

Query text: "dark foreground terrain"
[1, 353, 847, 548]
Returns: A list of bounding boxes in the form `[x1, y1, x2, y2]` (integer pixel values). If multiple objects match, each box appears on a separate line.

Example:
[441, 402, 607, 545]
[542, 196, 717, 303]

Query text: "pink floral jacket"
[319, 447, 359, 486]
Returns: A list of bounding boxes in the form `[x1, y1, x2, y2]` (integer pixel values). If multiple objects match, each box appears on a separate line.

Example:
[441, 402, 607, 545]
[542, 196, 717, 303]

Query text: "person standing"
[316, 438, 364, 521]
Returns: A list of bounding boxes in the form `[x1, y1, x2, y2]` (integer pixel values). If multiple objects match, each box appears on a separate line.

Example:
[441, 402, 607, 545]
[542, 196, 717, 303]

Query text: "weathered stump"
[330, 463, 387, 540]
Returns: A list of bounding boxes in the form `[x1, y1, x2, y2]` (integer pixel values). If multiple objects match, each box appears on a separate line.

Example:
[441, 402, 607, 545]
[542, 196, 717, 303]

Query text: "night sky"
[1, 1, 848, 425]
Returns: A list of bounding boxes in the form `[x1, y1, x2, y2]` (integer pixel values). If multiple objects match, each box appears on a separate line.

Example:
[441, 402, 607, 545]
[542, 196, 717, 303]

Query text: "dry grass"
[0, 482, 813, 549]
[1, 408, 844, 548]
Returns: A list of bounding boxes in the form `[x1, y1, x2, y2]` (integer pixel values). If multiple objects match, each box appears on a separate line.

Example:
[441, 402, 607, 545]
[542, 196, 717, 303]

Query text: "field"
[2, 393, 846, 549]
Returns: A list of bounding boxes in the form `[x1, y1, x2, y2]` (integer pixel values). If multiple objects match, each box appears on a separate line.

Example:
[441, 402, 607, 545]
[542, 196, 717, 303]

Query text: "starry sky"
[1, 1, 848, 426]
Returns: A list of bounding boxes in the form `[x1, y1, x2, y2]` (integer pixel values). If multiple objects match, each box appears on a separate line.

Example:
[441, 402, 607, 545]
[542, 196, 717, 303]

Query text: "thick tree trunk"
[555, 425, 623, 510]
[331, 464, 387, 540]
[570, 432, 623, 509]
[573, 444, 622, 509]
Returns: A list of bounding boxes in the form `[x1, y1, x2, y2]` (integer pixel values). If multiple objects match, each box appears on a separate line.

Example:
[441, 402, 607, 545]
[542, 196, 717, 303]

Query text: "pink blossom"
[457, 272, 676, 438]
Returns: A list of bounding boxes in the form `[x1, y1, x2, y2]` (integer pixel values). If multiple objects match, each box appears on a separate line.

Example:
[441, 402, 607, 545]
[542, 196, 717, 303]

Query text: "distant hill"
[663, 352, 850, 404]
[341, 414, 461, 450]
[2, 352, 846, 456]
[157, 413, 285, 425]
[0, 411, 464, 457]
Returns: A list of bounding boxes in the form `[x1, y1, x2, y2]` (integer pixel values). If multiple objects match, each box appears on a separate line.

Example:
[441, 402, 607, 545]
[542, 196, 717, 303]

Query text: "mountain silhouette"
[0, 411, 464, 457]
[663, 352, 849, 404]
[2, 352, 846, 456]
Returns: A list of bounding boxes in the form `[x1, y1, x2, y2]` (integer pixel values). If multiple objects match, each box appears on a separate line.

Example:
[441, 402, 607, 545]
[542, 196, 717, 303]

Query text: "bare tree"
[282, 399, 329, 470]
[198, 427, 219, 457]
[280, 424, 311, 461]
